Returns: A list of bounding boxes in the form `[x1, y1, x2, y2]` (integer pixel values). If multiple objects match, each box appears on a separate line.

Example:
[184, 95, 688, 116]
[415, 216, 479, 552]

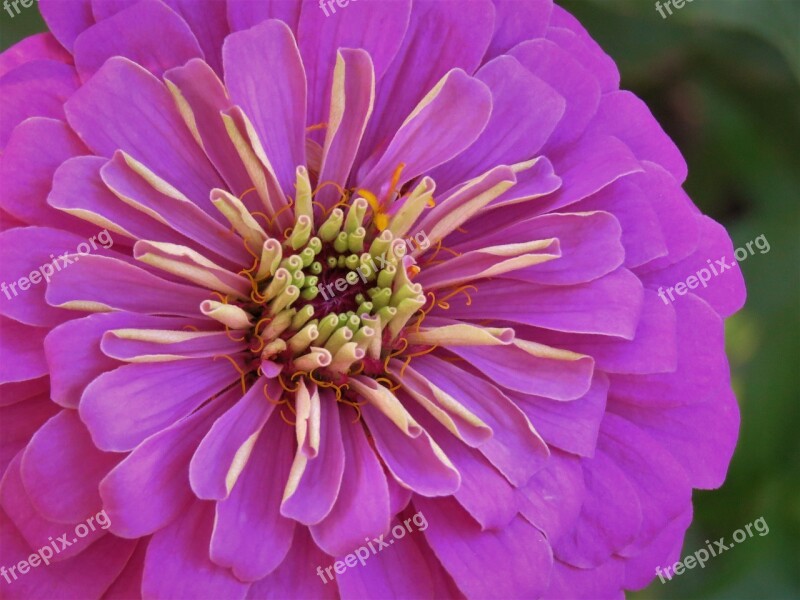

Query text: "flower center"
[235, 195, 428, 386]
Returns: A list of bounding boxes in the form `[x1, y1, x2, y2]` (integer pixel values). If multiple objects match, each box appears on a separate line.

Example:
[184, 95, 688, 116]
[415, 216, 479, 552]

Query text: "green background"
[2, 1, 799, 598]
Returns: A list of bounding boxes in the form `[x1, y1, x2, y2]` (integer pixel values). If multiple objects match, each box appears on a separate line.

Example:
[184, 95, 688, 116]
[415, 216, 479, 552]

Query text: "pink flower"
[0, 1, 746, 598]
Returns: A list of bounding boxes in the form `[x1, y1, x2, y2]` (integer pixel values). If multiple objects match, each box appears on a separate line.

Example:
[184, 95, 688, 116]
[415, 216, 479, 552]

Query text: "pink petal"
[142, 500, 250, 599]
[99, 389, 234, 538]
[310, 410, 391, 556]
[210, 411, 295, 581]
[73, 0, 203, 80]
[20, 410, 121, 523]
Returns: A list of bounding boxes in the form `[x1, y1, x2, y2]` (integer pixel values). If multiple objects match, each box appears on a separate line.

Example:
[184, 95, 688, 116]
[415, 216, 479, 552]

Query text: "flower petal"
[210, 410, 296, 581]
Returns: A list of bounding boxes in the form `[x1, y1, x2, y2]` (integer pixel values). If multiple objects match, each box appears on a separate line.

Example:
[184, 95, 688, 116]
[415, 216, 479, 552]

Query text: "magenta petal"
[223, 19, 307, 196]
[210, 411, 295, 581]
[409, 402, 517, 530]
[190, 376, 278, 501]
[511, 38, 600, 150]
[316, 48, 375, 207]
[361, 399, 460, 497]
[73, 0, 203, 80]
[297, 0, 410, 132]
[513, 375, 608, 457]
[101, 537, 148, 600]
[589, 90, 687, 183]
[20, 410, 121, 524]
[537, 133, 644, 214]
[311, 409, 391, 556]
[641, 215, 746, 318]
[45, 312, 198, 409]
[544, 557, 625, 600]
[358, 69, 492, 194]
[0, 60, 79, 148]
[164, 59, 253, 197]
[411, 356, 550, 487]
[245, 527, 337, 600]
[99, 389, 233, 538]
[0, 226, 94, 327]
[521, 290, 677, 376]
[416, 496, 553, 599]
[0, 317, 48, 384]
[0, 393, 58, 476]
[142, 500, 250, 599]
[0, 508, 136, 600]
[64, 57, 224, 210]
[358, 0, 495, 169]
[554, 451, 641, 568]
[280, 389, 346, 525]
[485, 0, 552, 60]
[518, 449, 585, 546]
[39, 0, 94, 51]
[335, 516, 441, 599]
[228, 0, 301, 34]
[45, 254, 210, 317]
[597, 413, 691, 557]
[438, 269, 645, 339]
[0, 33, 71, 76]
[1, 453, 106, 562]
[446, 341, 594, 401]
[431, 55, 565, 188]
[80, 358, 240, 452]
[0, 118, 90, 231]
[611, 387, 739, 489]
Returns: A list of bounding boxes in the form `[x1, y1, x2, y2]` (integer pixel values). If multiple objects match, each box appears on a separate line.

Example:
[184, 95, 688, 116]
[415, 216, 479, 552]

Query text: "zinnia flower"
[0, 0, 746, 598]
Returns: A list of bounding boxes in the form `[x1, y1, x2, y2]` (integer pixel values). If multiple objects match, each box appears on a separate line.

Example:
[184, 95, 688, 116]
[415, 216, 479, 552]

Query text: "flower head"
[0, 1, 745, 598]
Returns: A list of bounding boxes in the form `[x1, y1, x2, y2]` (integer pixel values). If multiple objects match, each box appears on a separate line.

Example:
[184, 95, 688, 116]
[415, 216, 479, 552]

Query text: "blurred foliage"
[1, 1, 799, 598]
[560, 0, 800, 598]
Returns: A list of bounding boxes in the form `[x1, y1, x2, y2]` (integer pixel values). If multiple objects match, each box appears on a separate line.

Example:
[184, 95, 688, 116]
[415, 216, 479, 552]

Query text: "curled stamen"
[383, 337, 409, 373]
[262, 381, 286, 405]
[290, 370, 309, 382]
[182, 325, 200, 332]
[213, 354, 248, 394]
[422, 239, 443, 265]
[385, 162, 406, 203]
[253, 315, 272, 336]
[307, 122, 328, 132]
[224, 325, 247, 343]
[398, 344, 439, 378]
[210, 291, 230, 304]
[351, 362, 365, 376]
[251, 211, 272, 228]
[250, 335, 266, 354]
[410, 291, 438, 333]
[374, 376, 401, 392]
[436, 285, 477, 309]
[278, 373, 302, 393]
[239, 186, 257, 201]
[279, 407, 296, 426]
[267, 199, 295, 229]
[455, 226, 469, 234]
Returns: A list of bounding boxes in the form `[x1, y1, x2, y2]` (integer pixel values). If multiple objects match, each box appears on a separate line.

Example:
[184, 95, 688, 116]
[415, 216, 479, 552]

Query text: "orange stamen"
[279, 407, 296, 426]
[213, 354, 248, 395]
[436, 285, 477, 309]
[224, 325, 247, 343]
